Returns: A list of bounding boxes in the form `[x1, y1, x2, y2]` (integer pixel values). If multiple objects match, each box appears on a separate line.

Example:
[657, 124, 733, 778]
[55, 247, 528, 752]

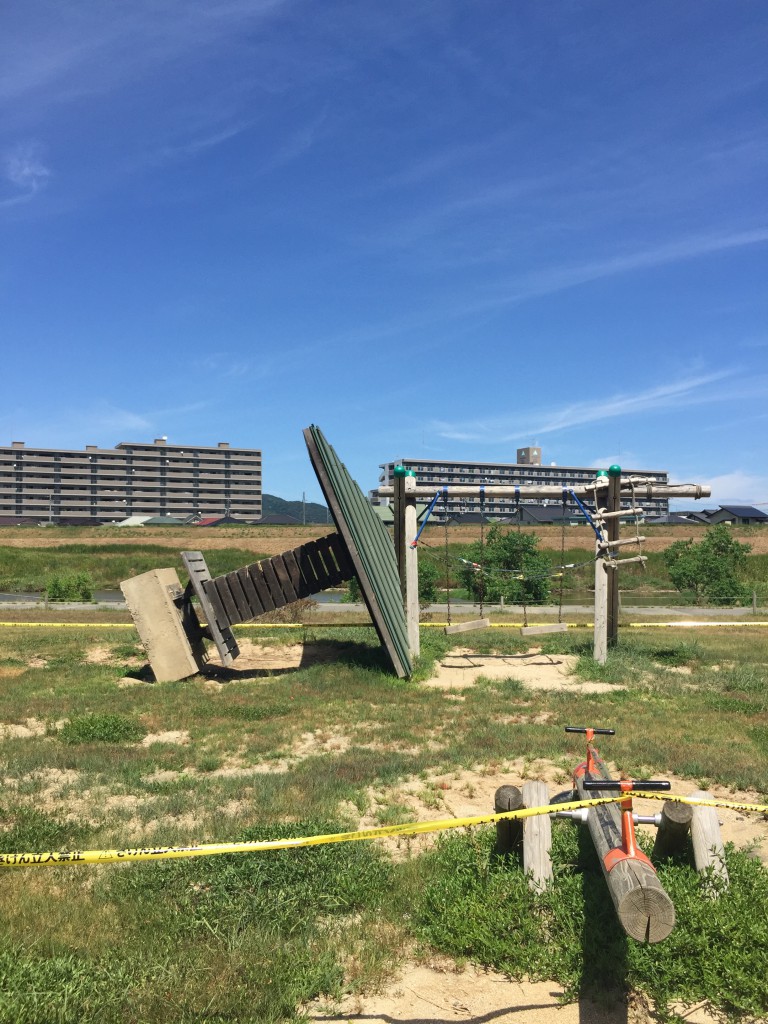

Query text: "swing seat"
[445, 617, 491, 635]
[520, 623, 569, 636]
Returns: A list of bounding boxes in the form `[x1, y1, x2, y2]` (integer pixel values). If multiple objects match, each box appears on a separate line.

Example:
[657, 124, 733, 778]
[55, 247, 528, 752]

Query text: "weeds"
[59, 714, 147, 745]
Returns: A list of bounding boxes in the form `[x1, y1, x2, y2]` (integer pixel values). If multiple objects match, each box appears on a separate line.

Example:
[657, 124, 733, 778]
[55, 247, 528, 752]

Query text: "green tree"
[344, 559, 439, 608]
[461, 526, 551, 606]
[663, 524, 751, 605]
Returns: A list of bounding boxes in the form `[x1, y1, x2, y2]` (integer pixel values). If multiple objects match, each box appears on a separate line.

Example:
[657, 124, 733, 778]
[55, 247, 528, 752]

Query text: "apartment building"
[377, 447, 669, 518]
[0, 438, 262, 525]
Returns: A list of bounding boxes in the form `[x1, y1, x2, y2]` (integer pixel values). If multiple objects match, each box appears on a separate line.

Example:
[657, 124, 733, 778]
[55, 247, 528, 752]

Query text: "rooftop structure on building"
[0, 438, 262, 525]
[376, 448, 669, 518]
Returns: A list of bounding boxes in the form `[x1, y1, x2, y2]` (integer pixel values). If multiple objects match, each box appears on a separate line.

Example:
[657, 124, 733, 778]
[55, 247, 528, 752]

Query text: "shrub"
[45, 571, 94, 602]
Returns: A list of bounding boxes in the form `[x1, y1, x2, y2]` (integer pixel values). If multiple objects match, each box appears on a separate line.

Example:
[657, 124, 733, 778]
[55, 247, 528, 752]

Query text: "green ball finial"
[608, 464, 622, 477]
[405, 469, 416, 478]
[596, 469, 608, 478]
[393, 464, 406, 477]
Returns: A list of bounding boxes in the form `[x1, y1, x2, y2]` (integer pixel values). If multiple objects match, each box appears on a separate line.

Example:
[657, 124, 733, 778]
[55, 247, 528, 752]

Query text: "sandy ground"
[308, 960, 725, 1024]
[201, 642, 768, 864]
[4, 637, 765, 1023]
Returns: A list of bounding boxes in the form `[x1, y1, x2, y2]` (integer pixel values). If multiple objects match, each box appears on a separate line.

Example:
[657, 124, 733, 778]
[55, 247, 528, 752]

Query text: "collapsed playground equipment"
[494, 727, 731, 944]
[121, 425, 711, 680]
[122, 425, 413, 680]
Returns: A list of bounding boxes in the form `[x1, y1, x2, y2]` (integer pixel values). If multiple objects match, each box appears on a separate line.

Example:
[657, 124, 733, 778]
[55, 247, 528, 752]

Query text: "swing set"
[382, 468, 711, 663]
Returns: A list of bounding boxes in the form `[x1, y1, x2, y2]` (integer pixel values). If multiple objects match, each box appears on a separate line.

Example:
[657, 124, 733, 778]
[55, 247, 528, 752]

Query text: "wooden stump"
[652, 800, 693, 860]
[492, 785, 523, 859]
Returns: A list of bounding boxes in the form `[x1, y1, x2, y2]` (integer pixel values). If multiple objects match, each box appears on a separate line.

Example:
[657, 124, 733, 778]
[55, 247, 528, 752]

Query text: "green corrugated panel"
[304, 425, 411, 678]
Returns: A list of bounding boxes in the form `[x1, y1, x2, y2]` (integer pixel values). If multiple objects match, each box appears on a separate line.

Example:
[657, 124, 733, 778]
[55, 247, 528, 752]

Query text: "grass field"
[0, 614, 767, 1023]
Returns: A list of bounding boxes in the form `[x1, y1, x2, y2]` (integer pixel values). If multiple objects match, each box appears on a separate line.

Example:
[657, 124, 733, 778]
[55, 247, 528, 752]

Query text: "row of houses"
[434, 503, 768, 527]
[369, 503, 767, 528]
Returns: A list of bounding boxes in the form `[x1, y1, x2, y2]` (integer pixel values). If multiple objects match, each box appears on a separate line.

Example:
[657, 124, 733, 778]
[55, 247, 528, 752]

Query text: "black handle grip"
[582, 779, 671, 792]
[564, 726, 615, 735]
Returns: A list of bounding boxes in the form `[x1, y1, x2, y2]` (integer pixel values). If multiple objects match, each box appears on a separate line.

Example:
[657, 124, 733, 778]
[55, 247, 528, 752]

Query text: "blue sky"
[2, 1, 766, 509]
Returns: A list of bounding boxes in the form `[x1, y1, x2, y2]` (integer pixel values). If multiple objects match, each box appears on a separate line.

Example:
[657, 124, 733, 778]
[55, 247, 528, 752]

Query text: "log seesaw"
[495, 726, 731, 944]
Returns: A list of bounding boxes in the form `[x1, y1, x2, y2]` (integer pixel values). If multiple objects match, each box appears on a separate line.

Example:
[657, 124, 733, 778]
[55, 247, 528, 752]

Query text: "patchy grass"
[0, 621, 765, 1021]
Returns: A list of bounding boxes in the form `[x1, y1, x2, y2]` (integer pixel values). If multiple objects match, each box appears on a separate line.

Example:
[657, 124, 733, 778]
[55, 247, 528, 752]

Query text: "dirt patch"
[425, 648, 624, 694]
[140, 730, 190, 746]
[206, 640, 347, 677]
[0, 717, 48, 739]
[310, 959, 655, 1024]
[0, 666, 26, 678]
[85, 645, 113, 664]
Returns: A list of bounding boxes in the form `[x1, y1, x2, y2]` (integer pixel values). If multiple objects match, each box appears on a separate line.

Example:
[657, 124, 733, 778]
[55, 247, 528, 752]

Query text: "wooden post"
[690, 790, 729, 893]
[594, 543, 608, 665]
[492, 785, 524, 859]
[522, 780, 553, 892]
[575, 749, 675, 943]
[652, 801, 693, 860]
[607, 471, 621, 646]
[404, 474, 420, 658]
[393, 470, 406, 599]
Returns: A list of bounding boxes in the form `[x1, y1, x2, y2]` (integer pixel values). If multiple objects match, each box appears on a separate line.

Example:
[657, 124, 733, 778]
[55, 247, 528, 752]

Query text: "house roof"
[717, 505, 768, 520]
[142, 515, 191, 526]
[255, 513, 301, 525]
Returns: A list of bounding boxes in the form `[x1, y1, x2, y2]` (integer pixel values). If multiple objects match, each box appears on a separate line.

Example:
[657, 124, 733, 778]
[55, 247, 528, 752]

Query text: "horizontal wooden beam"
[376, 483, 710, 501]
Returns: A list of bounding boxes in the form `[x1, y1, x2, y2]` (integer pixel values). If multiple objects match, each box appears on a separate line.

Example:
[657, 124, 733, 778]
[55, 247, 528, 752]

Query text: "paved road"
[0, 592, 763, 620]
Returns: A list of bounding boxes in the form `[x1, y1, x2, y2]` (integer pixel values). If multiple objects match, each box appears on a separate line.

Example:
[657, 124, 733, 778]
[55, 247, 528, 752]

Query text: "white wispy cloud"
[502, 229, 768, 303]
[431, 369, 745, 444]
[674, 470, 768, 508]
[1, 142, 51, 207]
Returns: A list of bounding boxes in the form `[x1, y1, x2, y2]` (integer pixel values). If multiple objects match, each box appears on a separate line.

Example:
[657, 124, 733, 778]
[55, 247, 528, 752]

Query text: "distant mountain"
[262, 493, 331, 524]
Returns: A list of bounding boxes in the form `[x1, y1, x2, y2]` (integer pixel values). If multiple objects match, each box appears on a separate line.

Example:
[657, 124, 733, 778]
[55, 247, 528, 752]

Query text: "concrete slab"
[120, 568, 206, 681]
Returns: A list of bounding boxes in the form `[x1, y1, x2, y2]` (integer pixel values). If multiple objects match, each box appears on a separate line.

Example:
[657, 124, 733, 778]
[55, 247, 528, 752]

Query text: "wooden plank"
[522, 781, 553, 892]
[211, 576, 242, 625]
[180, 551, 239, 666]
[282, 549, 311, 600]
[326, 532, 355, 581]
[261, 558, 290, 608]
[224, 571, 252, 622]
[521, 623, 569, 636]
[271, 554, 298, 603]
[445, 618, 491, 635]
[296, 541, 322, 593]
[236, 566, 264, 617]
[315, 534, 346, 587]
[247, 564, 276, 612]
[301, 539, 333, 591]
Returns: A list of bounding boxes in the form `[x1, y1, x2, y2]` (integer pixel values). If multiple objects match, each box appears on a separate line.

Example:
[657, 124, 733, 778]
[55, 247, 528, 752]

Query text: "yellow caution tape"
[1, 793, 765, 868]
[2, 621, 767, 631]
[0, 622, 135, 629]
